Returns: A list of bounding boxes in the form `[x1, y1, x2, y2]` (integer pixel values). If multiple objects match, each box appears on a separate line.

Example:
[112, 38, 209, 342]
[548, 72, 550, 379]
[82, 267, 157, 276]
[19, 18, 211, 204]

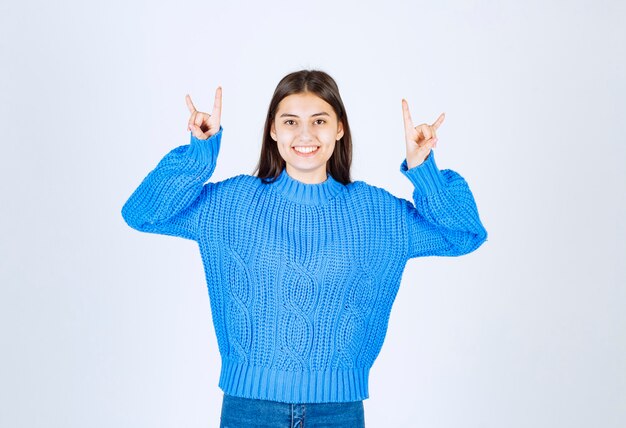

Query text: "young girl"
[122, 70, 487, 427]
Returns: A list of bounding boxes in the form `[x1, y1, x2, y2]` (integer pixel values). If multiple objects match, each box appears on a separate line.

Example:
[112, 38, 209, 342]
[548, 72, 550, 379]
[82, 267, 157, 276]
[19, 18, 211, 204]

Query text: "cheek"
[321, 128, 339, 143]
[275, 128, 295, 141]
[275, 137, 292, 155]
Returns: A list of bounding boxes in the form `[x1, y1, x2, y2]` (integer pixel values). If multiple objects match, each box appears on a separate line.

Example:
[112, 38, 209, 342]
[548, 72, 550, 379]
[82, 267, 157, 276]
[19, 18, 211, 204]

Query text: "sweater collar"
[269, 168, 345, 205]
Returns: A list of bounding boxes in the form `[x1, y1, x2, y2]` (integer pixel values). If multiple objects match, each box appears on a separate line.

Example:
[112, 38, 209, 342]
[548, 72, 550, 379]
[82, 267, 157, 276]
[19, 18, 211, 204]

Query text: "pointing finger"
[212, 86, 222, 123]
[402, 99, 414, 135]
[185, 94, 197, 114]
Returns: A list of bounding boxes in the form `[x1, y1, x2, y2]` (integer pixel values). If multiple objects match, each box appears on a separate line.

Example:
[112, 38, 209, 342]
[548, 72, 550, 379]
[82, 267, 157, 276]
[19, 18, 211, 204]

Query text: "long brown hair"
[253, 70, 353, 185]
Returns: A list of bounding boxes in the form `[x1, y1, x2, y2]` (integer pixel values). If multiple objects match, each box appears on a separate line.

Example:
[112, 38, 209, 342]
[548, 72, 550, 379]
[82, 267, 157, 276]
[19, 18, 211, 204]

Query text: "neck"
[268, 167, 345, 205]
[285, 165, 328, 184]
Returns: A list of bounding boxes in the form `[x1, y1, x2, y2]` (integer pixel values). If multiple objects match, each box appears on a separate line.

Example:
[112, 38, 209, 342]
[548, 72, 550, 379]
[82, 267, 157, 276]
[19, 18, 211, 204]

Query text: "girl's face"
[270, 92, 344, 184]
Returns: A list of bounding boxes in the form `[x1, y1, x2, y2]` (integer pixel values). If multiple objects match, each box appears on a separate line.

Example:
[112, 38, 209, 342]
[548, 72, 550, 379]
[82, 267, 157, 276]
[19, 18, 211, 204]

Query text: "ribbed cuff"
[186, 125, 223, 165]
[400, 150, 446, 195]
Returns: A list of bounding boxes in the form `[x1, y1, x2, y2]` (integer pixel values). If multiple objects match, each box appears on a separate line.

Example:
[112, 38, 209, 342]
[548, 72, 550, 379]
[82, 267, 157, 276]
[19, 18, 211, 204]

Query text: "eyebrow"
[279, 112, 331, 118]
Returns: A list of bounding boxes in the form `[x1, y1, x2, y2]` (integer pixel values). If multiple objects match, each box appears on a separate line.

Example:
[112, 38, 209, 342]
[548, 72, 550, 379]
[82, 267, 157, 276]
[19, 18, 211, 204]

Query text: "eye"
[314, 119, 326, 125]
[284, 119, 296, 125]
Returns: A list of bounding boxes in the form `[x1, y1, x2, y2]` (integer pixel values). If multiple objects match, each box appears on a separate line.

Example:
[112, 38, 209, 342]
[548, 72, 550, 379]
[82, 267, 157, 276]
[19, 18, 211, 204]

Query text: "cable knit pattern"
[121, 127, 488, 403]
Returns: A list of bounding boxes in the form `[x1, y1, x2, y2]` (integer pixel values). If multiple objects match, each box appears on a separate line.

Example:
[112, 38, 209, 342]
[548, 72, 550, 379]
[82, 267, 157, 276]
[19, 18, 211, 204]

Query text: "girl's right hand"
[186, 87, 222, 140]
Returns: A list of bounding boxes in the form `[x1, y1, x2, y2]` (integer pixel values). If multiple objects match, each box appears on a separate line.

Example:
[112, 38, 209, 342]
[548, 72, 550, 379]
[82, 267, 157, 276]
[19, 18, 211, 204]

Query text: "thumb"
[190, 123, 208, 140]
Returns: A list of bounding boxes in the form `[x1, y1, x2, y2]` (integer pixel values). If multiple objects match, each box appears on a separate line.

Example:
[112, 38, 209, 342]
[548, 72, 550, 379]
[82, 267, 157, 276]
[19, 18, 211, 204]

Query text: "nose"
[299, 123, 313, 142]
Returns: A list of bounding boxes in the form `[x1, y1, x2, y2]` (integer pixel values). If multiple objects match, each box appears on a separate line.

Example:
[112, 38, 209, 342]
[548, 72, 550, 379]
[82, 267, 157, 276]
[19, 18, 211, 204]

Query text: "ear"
[270, 121, 277, 141]
[336, 120, 344, 141]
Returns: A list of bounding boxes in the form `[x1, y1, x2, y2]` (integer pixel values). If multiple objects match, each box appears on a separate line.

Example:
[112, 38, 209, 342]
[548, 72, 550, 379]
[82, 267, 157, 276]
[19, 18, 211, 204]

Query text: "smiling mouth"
[292, 146, 320, 156]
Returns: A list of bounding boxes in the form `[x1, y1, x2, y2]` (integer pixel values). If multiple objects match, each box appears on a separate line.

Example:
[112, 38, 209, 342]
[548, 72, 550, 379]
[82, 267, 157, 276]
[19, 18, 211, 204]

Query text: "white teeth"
[293, 146, 319, 153]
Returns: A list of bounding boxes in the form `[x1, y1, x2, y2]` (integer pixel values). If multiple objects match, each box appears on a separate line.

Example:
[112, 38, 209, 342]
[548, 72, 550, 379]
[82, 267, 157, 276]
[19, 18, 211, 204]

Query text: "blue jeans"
[219, 393, 366, 428]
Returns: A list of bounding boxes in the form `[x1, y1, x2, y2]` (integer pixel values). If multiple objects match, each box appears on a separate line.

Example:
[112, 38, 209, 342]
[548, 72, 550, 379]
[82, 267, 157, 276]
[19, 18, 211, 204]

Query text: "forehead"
[277, 93, 334, 114]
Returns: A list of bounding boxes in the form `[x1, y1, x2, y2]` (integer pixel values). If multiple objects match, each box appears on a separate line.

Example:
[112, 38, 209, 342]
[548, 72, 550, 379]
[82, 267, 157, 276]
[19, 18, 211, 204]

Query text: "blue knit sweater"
[121, 126, 487, 404]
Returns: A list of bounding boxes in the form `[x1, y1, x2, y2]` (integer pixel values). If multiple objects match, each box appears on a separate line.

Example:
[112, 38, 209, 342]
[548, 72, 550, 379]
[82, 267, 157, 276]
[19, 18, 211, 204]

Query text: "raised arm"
[400, 151, 487, 258]
[399, 99, 487, 258]
[121, 88, 223, 241]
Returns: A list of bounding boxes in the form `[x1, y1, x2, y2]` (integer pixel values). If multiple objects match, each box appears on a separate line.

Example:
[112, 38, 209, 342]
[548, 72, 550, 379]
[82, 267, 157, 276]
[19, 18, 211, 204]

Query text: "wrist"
[400, 150, 445, 194]
[406, 151, 430, 170]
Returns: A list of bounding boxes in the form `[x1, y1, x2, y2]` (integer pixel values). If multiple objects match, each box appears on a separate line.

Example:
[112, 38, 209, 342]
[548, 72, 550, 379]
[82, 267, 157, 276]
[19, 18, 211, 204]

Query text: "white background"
[1, 1, 624, 427]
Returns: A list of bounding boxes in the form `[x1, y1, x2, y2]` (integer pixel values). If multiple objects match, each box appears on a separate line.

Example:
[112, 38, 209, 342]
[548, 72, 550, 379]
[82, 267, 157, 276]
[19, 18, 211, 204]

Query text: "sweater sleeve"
[121, 126, 223, 241]
[399, 149, 488, 259]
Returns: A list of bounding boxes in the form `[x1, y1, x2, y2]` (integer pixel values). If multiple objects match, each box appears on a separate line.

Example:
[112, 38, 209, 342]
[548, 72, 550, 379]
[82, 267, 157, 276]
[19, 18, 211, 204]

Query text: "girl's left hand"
[402, 99, 445, 169]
